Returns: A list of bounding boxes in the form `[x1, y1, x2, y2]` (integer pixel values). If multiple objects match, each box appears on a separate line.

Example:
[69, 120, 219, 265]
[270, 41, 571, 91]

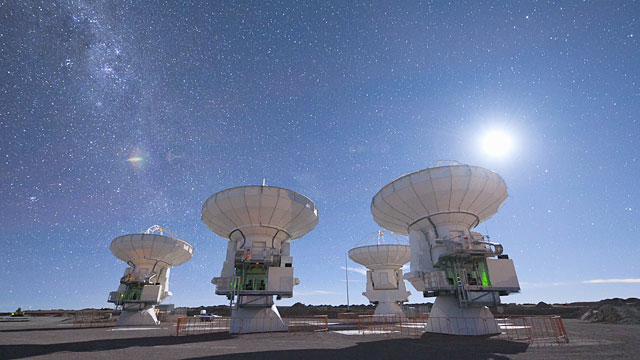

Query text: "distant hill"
[580, 298, 640, 324]
[5, 299, 639, 322]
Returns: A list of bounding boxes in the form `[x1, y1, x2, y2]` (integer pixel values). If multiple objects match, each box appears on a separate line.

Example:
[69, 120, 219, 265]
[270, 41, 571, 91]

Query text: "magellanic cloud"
[296, 290, 338, 296]
[340, 266, 368, 275]
[582, 278, 640, 284]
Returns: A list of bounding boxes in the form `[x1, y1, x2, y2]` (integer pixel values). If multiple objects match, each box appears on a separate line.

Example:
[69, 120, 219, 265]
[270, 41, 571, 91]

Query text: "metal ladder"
[453, 263, 471, 308]
[229, 276, 240, 310]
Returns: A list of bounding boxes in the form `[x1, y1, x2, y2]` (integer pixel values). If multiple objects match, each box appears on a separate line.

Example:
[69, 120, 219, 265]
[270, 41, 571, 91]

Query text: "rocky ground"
[1, 317, 639, 359]
[579, 298, 640, 324]
[3, 298, 639, 359]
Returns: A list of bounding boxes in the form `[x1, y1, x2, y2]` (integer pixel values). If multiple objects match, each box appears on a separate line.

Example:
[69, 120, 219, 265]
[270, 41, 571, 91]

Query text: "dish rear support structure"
[202, 185, 318, 334]
[371, 162, 520, 336]
[107, 226, 193, 326]
[348, 232, 411, 316]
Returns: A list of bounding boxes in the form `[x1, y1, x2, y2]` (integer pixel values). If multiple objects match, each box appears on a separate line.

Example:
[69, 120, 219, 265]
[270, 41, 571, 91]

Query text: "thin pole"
[345, 253, 350, 311]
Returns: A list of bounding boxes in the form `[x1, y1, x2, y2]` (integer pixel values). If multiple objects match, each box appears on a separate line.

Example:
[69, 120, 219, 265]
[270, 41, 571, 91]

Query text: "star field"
[0, 1, 639, 311]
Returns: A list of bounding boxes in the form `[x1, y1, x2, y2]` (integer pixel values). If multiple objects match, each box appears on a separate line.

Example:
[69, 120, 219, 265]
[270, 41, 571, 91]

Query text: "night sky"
[1, 1, 639, 312]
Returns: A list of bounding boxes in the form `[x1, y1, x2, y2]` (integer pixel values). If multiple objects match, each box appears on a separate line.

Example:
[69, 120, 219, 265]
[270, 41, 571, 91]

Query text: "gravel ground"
[1, 317, 638, 359]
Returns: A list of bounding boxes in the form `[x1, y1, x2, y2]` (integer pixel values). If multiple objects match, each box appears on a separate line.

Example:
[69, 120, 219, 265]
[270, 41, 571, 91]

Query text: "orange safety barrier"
[176, 316, 231, 336]
[176, 315, 329, 336]
[357, 314, 427, 337]
[495, 315, 569, 344]
[357, 314, 569, 344]
[73, 312, 116, 328]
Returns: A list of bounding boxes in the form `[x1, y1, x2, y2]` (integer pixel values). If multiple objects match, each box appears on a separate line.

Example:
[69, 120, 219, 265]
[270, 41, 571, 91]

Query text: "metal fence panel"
[73, 312, 116, 328]
[357, 314, 569, 344]
[176, 315, 328, 336]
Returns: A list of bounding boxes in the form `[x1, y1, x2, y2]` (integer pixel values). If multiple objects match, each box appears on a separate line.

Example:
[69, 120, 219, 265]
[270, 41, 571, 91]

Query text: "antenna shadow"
[183, 334, 530, 360]
[0, 332, 232, 360]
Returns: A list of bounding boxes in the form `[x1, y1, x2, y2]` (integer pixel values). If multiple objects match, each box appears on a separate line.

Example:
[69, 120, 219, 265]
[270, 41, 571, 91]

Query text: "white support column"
[117, 306, 159, 326]
[426, 296, 499, 336]
[229, 302, 287, 334]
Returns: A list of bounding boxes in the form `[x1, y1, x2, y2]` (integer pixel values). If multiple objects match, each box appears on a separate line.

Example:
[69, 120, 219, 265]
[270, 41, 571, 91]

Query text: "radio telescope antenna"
[348, 230, 411, 316]
[371, 161, 520, 336]
[202, 185, 318, 334]
[108, 225, 193, 326]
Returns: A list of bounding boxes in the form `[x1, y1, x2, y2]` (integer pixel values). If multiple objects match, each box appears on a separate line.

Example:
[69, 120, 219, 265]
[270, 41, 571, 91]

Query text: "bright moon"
[482, 130, 513, 157]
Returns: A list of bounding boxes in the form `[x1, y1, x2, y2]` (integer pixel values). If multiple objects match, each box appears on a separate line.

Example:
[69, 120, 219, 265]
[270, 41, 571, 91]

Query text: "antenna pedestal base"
[426, 296, 499, 336]
[117, 307, 159, 326]
[230, 303, 287, 334]
[373, 301, 404, 316]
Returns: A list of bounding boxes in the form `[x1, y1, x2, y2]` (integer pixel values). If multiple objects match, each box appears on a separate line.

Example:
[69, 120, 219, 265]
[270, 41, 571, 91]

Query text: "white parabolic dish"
[201, 185, 318, 240]
[110, 234, 193, 266]
[349, 245, 411, 270]
[371, 164, 508, 234]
